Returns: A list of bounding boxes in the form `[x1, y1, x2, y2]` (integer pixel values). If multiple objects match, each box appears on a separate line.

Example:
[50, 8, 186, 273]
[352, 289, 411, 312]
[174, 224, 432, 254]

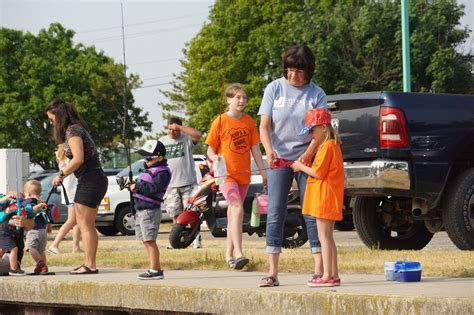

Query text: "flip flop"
[69, 265, 99, 275]
[47, 247, 60, 255]
[259, 276, 279, 287]
[234, 256, 250, 270]
[226, 259, 236, 269]
[72, 264, 84, 271]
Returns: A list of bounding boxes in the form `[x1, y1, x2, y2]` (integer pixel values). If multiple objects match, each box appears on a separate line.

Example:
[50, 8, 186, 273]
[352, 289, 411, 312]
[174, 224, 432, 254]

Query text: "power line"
[134, 82, 172, 89]
[76, 12, 209, 34]
[129, 57, 177, 66]
[141, 74, 174, 80]
[82, 23, 203, 44]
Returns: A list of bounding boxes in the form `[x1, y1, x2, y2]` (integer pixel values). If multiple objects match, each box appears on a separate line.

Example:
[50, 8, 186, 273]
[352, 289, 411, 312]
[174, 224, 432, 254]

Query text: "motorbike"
[169, 161, 308, 249]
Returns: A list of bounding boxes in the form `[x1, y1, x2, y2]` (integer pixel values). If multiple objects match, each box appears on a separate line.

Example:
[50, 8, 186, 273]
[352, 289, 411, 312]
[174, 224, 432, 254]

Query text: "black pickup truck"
[328, 92, 474, 250]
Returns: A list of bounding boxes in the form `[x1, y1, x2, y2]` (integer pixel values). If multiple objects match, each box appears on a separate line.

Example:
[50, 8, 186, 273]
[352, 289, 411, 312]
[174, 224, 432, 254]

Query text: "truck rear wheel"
[442, 169, 474, 250]
[353, 197, 434, 250]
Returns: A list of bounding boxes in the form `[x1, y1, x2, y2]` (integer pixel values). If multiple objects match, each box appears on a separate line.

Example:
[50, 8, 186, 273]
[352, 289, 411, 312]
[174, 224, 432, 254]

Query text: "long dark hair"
[282, 44, 316, 83]
[46, 98, 88, 143]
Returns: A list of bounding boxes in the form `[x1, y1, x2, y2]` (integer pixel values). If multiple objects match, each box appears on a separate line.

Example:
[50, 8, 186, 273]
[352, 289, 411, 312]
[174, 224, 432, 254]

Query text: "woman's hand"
[52, 175, 62, 187]
[266, 150, 278, 167]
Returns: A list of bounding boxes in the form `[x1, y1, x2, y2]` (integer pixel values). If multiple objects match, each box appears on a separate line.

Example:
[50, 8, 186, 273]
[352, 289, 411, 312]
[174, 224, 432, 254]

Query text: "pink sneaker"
[307, 277, 335, 287]
[332, 276, 341, 286]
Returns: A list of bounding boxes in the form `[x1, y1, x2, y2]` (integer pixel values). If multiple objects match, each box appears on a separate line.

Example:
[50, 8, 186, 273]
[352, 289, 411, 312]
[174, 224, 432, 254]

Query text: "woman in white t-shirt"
[258, 44, 327, 287]
[47, 144, 82, 254]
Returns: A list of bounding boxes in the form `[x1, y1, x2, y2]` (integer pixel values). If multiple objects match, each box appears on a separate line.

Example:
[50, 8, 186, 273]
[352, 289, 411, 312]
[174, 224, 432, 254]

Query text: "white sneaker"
[192, 234, 202, 249]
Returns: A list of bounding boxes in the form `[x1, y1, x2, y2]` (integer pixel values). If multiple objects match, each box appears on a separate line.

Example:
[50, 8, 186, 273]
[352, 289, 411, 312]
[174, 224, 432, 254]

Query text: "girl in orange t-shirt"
[206, 83, 267, 270]
[291, 108, 344, 287]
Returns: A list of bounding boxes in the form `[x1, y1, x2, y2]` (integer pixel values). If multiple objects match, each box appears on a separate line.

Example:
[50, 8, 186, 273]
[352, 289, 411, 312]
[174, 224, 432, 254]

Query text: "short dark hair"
[168, 117, 182, 126]
[282, 44, 315, 83]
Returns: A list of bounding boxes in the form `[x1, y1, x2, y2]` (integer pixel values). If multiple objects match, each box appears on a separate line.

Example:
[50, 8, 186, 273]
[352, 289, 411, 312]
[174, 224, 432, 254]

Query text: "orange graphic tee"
[205, 113, 260, 184]
[302, 140, 344, 221]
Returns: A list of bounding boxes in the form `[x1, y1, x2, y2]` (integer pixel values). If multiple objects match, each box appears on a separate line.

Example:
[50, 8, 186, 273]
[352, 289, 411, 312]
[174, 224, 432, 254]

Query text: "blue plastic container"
[394, 261, 422, 282]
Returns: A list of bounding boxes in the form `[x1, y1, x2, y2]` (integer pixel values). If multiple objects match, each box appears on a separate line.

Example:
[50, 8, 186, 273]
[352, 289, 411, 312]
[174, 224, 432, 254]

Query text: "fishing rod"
[120, 1, 135, 215]
[15, 152, 22, 230]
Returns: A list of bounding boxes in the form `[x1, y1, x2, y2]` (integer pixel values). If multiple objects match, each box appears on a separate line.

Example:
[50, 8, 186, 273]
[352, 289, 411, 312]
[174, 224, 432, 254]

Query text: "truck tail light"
[379, 106, 409, 148]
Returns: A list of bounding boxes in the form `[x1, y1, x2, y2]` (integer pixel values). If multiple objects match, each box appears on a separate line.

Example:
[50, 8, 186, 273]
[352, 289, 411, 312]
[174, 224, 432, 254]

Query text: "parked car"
[96, 155, 206, 236]
[32, 168, 120, 225]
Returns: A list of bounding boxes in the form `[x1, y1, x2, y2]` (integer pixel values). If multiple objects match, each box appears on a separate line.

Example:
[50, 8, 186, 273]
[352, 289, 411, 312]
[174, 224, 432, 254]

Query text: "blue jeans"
[266, 167, 320, 253]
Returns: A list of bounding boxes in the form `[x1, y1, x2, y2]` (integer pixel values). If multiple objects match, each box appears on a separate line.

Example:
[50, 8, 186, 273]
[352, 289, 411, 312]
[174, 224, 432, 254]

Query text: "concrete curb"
[0, 269, 472, 314]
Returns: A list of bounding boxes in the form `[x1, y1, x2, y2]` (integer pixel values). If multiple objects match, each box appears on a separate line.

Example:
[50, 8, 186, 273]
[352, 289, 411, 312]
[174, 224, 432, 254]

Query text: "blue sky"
[1, 0, 472, 135]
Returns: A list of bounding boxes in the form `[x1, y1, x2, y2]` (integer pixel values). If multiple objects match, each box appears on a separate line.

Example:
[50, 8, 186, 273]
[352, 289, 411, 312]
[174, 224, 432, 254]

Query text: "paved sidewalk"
[0, 267, 472, 314]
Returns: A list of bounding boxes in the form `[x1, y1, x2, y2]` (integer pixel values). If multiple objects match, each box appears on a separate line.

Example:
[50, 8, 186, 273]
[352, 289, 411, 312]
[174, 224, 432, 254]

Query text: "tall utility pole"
[401, 0, 411, 92]
[121, 1, 135, 215]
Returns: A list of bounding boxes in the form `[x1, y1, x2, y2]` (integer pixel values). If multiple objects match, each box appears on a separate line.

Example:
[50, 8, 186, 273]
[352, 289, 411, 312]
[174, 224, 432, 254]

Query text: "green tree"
[0, 23, 151, 169]
[161, 0, 473, 133]
[300, 0, 473, 93]
[161, 0, 303, 132]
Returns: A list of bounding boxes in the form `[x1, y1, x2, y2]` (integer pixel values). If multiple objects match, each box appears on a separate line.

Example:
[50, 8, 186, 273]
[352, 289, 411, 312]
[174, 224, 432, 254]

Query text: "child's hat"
[136, 140, 166, 157]
[297, 108, 332, 136]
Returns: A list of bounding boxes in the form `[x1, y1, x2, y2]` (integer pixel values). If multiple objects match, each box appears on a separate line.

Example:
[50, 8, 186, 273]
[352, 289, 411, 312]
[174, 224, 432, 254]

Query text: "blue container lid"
[394, 261, 421, 272]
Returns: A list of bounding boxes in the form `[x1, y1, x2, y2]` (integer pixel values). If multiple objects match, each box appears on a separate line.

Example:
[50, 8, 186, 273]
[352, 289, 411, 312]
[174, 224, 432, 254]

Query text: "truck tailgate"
[328, 96, 383, 160]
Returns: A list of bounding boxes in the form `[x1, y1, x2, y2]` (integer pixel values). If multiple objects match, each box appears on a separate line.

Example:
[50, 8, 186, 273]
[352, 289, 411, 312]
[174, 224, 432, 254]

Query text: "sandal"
[234, 256, 250, 270]
[72, 264, 84, 271]
[259, 276, 279, 287]
[227, 259, 236, 269]
[70, 265, 99, 275]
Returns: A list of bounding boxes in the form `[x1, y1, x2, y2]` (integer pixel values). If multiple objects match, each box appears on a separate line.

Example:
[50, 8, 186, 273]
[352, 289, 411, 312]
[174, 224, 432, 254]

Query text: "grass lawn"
[23, 226, 474, 278]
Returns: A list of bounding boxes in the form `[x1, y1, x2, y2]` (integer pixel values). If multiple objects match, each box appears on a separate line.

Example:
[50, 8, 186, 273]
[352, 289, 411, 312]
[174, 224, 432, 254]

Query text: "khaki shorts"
[25, 229, 47, 251]
[135, 209, 161, 242]
[164, 184, 195, 218]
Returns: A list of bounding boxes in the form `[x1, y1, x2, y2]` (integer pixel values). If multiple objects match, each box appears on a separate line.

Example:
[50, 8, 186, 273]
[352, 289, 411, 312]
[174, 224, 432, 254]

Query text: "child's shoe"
[332, 276, 341, 286]
[307, 277, 334, 287]
[9, 268, 25, 276]
[309, 274, 322, 281]
[34, 261, 46, 275]
[40, 265, 49, 275]
[137, 270, 164, 280]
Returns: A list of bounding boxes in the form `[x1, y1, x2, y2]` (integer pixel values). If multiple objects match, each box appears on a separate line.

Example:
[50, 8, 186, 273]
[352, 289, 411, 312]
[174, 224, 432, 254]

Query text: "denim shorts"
[135, 208, 161, 242]
[265, 167, 320, 254]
